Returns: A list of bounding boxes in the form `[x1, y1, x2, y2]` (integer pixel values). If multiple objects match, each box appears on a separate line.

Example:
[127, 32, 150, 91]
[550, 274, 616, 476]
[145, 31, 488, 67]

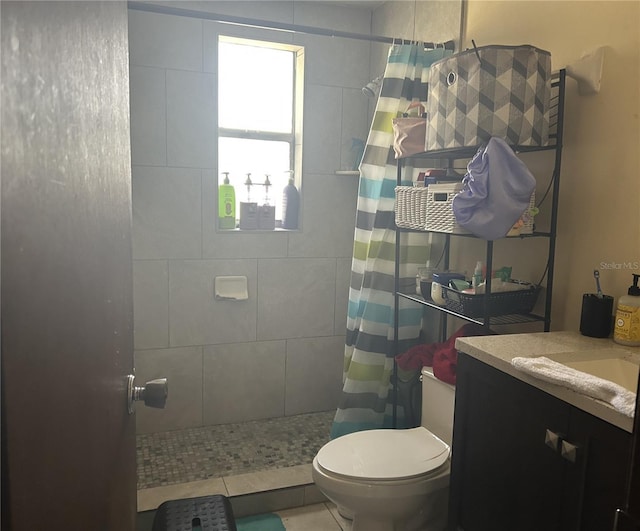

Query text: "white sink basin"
[546, 349, 639, 393]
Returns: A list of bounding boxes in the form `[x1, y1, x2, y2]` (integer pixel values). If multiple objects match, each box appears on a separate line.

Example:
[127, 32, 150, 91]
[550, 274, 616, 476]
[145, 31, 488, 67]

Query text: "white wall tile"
[369, 41, 390, 95]
[414, 1, 463, 45]
[203, 341, 286, 424]
[131, 166, 202, 259]
[133, 260, 169, 349]
[257, 258, 336, 340]
[204, 230, 290, 259]
[134, 346, 203, 434]
[371, 1, 415, 42]
[371, 1, 462, 48]
[166, 70, 216, 169]
[340, 88, 370, 171]
[296, 34, 370, 89]
[128, 9, 203, 71]
[284, 336, 345, 416]
[169, 259, 258, 346]
[129, 66, 167, 166]
[293, 1, 373, 33]
[334, 258, 352, 335]
[302, 84, 341, 174]
[287, 173, 358, 258]
[181, 1, 295, 24]
[203, 20, 219, 75]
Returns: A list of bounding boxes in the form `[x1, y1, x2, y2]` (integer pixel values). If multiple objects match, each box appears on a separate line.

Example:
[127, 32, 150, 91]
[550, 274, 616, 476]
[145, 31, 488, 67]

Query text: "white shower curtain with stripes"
[331, 44, 452, 439]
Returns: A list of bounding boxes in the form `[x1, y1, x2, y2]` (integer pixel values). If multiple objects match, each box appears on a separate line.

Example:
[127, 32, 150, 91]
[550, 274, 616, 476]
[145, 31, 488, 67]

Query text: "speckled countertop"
[455, 331, 640, 433]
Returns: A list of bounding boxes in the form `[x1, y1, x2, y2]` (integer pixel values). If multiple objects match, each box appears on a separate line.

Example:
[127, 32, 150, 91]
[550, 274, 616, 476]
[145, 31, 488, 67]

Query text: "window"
[217, 36, 303, 227]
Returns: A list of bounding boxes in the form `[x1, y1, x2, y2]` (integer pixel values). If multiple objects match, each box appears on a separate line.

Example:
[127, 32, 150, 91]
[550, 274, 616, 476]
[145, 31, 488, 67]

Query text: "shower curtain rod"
[127, 1, 455, 50]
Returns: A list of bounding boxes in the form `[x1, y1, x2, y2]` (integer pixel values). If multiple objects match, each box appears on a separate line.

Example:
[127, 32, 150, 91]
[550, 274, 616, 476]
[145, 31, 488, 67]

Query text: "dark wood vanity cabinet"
[448, 353, 633, 531]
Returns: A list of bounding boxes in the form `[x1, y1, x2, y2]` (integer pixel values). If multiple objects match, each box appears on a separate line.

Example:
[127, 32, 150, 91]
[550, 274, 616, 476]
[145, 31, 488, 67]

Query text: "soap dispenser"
[257, 174, 276, 230]
[613, 273, 640, 346]
[239, 173, 258, 230]
[218, 172, 236, 229]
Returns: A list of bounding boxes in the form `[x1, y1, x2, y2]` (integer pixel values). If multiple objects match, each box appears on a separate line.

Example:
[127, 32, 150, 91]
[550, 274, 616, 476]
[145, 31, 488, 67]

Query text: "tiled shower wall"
[128, 2, 374, 434]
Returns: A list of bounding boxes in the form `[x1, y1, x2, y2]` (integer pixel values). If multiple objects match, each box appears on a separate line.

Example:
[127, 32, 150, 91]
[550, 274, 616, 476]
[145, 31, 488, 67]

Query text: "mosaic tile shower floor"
[137, 411, 334, 490]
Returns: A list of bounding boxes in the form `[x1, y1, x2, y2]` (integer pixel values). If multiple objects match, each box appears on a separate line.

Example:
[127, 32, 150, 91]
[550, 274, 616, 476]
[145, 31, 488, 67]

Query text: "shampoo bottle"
[613, 273, 640, 346]
[218, 172, 236, 229]
[282, 175, 300, 230]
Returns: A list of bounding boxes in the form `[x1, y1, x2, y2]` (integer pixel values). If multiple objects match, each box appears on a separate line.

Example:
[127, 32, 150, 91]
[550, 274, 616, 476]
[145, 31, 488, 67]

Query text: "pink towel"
[395, 324, 491, 384]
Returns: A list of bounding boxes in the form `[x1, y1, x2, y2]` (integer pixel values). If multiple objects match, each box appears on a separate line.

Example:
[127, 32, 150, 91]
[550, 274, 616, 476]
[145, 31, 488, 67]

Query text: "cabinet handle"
[560, 440, 580, 463]
[544, 429, 561, 452]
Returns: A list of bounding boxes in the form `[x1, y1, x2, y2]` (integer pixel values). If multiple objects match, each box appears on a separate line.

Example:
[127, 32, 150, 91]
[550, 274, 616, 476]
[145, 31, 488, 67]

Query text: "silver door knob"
[127, 374, 168, 414]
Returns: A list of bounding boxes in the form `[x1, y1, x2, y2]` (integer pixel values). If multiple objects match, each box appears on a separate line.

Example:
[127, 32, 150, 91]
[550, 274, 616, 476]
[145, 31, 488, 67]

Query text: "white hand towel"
[511, 356, 637, 417]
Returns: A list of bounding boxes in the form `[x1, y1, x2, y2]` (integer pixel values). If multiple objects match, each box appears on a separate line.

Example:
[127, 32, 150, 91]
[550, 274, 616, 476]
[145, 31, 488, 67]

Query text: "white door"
[2, 2, 138, 529]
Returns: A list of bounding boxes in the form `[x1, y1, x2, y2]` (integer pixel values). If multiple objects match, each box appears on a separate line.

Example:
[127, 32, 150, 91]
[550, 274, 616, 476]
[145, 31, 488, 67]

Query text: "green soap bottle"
[218, 172, 236, 229]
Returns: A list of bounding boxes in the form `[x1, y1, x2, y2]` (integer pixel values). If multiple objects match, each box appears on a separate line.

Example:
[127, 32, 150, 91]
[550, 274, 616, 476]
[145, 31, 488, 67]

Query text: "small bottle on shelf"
[282, 172, 300, 230]
[218, 172, 236, 230]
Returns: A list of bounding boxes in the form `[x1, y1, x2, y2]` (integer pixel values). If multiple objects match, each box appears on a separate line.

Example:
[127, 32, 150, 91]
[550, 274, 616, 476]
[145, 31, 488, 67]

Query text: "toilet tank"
[421, 367, 456, 446]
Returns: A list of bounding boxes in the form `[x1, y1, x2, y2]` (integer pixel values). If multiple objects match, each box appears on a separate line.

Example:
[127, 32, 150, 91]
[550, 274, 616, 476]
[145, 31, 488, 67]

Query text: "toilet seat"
[316, 427, 449, 481]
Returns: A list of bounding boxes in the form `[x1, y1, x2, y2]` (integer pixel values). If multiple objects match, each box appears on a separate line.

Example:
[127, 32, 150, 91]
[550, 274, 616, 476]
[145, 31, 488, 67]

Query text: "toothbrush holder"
[579, 293, 614, 338]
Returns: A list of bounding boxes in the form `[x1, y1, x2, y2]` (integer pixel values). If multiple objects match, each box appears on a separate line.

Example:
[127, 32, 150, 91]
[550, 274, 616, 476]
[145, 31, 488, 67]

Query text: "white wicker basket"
[424, 183, 469, 234]
[394, 186, 429, 230]
[397, 183, 537, 236]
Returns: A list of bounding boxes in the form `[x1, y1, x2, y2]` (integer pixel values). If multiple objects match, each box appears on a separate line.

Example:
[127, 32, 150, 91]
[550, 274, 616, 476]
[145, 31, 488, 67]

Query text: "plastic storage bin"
[437, 281, 541, 318]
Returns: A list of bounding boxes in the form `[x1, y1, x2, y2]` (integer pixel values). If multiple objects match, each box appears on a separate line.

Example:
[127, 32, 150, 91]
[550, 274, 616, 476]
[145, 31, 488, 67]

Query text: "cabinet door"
[561, 407, 632, 531]
[449, 354, 571, 531]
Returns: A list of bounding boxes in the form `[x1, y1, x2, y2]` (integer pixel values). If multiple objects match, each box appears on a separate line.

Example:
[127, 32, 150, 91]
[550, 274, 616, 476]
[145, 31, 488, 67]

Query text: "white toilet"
[312, 367, 456, 531]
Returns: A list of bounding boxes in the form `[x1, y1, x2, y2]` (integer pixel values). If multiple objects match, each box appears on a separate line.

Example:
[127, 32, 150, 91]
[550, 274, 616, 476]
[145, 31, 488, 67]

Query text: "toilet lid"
[316, 427, 450, 480]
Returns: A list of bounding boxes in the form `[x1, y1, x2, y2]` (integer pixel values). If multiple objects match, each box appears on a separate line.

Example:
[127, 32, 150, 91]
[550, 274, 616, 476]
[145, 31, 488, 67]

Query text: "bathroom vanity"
[448, 332, 639, 531]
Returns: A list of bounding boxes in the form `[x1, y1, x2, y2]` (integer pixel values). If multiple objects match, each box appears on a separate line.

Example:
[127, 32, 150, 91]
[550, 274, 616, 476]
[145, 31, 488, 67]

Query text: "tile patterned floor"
[138, 500, 351, 531]
[271, 502, 351, 530]
[137, 411, 334, 490]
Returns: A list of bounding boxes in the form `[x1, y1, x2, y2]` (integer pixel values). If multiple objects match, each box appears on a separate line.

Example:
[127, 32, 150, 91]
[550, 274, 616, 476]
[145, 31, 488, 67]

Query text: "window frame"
[217, 35, 304, 228]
